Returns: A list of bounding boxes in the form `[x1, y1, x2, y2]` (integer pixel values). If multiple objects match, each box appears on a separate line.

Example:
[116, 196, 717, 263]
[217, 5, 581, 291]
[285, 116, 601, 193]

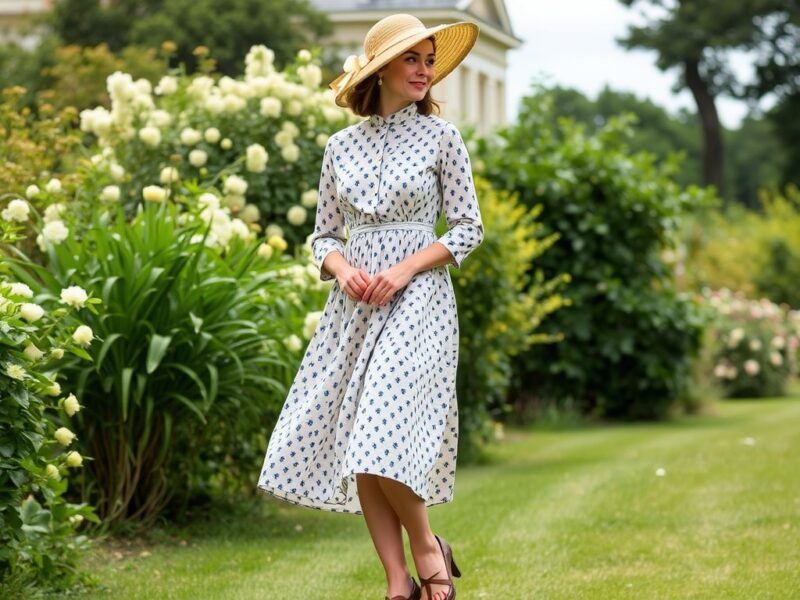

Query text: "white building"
[312, 0, 521, 134]
[0, 0, 51, 49]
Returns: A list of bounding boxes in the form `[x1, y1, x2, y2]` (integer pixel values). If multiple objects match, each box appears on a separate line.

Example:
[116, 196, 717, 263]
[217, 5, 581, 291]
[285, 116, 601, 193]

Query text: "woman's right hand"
[337, 266, 372, 303]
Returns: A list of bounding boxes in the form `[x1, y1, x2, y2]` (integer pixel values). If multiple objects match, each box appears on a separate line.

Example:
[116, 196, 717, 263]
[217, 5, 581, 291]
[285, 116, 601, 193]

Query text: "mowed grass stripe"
[79, 398, 800, 599]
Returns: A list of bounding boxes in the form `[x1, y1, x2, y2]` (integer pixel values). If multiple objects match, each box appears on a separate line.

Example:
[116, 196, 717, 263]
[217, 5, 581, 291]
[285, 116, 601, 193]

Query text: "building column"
[463, 65, 479, 128]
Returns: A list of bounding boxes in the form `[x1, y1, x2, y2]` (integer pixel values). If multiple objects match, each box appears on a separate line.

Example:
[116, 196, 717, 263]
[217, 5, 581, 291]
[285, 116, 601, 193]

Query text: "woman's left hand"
[360, 263, 415, 306]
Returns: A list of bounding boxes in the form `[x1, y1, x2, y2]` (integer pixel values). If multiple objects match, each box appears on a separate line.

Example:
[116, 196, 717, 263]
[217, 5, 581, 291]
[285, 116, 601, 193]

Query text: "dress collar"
[368, 101, 419, 127]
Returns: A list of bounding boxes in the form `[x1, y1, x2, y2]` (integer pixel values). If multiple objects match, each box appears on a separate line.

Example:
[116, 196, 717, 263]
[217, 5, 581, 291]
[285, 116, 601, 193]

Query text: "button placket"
[375, 121, 393, 212]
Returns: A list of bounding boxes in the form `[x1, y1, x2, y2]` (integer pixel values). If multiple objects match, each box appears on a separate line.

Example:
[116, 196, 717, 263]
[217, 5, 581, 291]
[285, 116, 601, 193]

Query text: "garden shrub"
[4, 189, 310, 531]
[76, 45, 358, 248]
[476, 92, 717, 420]
[698, 288, 800, 398]
[452, 175, 570, 461]
[0, 207, 99, 596]
[682, 185, 800, 308]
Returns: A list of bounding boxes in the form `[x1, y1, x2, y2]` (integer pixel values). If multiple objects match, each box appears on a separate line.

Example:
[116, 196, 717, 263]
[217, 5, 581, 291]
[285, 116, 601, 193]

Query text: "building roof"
[311, 0, 520, 46]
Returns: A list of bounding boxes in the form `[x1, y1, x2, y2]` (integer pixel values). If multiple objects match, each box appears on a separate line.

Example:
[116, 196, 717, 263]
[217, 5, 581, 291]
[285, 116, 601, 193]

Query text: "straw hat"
[329, 13, 479, 108]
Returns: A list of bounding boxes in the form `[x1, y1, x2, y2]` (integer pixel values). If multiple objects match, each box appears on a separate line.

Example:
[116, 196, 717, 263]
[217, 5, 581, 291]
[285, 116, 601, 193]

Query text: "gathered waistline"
[348, 221, 435, 236]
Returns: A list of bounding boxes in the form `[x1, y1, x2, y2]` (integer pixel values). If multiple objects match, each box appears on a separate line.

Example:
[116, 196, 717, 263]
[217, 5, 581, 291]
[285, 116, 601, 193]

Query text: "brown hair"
[344, 36, 442, 118]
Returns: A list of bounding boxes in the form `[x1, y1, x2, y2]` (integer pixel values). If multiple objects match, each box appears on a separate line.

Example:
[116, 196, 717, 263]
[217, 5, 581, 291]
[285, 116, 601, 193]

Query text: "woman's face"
[378, 38, 436, 103]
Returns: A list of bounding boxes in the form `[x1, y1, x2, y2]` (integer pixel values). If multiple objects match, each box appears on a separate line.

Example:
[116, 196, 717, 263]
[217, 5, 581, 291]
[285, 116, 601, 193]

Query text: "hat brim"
[330, 21, 479, 108]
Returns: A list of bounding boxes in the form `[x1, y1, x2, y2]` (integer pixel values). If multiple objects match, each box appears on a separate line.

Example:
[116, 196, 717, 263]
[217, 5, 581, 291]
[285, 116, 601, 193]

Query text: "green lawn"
[79, 395, 800, 599]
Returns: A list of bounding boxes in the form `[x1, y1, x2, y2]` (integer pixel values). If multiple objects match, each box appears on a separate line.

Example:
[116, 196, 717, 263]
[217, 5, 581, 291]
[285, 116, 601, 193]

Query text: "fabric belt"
[348, 221, 435, 236]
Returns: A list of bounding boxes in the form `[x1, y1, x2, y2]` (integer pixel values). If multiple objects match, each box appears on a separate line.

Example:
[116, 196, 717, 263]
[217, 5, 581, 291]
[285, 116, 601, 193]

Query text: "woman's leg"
[356, 473, 415, 598]
[376, 477, 451, 600]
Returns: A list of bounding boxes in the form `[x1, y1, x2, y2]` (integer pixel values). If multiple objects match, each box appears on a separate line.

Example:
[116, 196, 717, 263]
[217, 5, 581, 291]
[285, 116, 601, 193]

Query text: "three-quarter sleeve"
[435, 123, 485, 269]
[309, 137, 347, 281]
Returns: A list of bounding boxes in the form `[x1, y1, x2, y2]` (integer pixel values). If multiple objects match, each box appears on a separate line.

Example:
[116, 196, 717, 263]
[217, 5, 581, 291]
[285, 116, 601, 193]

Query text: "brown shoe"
[419, 534, 461, 600]
[385, 575, 421, 600]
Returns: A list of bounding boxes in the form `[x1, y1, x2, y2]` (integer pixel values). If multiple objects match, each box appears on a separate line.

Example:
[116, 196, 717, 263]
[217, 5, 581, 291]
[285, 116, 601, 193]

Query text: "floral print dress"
[257, 100, 484, 514]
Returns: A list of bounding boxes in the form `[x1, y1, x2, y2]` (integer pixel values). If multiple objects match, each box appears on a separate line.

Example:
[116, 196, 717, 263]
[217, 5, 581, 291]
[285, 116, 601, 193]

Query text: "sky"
[504, 0, 770, 129]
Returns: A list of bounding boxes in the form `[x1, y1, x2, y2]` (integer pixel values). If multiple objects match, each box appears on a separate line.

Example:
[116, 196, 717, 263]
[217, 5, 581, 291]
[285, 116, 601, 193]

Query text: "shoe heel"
[450, 554, 461, 578]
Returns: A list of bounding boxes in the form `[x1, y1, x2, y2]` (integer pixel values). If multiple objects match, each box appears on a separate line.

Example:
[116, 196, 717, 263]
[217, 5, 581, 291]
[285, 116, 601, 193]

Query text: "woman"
[257, 13, 483, 600]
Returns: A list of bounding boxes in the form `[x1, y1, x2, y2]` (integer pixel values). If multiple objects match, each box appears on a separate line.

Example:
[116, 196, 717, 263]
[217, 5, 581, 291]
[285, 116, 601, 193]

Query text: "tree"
[49, 0, 333, 74]
[617, 0, 799, 198]
[521, 81, 785, 208]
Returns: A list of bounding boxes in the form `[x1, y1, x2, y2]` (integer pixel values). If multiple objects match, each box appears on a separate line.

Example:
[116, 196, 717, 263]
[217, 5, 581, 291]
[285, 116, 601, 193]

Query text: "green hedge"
[477, 93, 717, 420]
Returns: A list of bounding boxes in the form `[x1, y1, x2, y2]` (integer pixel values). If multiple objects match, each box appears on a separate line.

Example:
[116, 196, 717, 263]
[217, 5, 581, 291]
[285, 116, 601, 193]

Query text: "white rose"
[42, 220, 69, 245]
[259, 97, 282, 118]
[258, 243, 273, 259]
[281, 121, 299, 137]
[222, 94, 246, 113]
[138, 126, 162, 147]
[220, 138, 233, 150]
[54, 426, 76, 446]
[297, 64, 322, 89]
[240, 204, 260, 224]
[281, 144, 300, 163]
[72, 324, 94, 346]
[25, 184, 40, 199]
[197, 192, 220, 210]
[274, 130, 292, 147]
[265, 224, 284, 238]
[110, 162, 125, 181]
[23, 342, 44, 361]
[204, 127, 221, 143]
[230, 218, 253, 241]
[50, 348, 64, 359]
[189, 149, 208, 167]
[6, 363, 26, 380]
[246, 143, 268, 172]
[9, 282, 33, 298]
[20, 302, 45, 322]
[66, 450, 83, 467]
[180, 127, 202, 146]
[46, 464, 61, 480]
[224, 175, 248, 196]
[142, 185, 167, 202]
[204, 95, 224, 114]
[101, 185, 121, 202]
[60, 285, 88, 308]
[1, 199, 30, 222]
[43, 203, 66, 223]
[284, 334, 303, 352]
[744, 359, 760, 376]
[45, 178, 62, 194]
[159, 167, 180, 184]
[301, 189, 318, 207]
[64, 394, 81, 417]
[148, 109, 172, 127]
[297, 49, 312, 62]
[155, 75, 178, 95]
[302, 311, 322, 339]
[315, 133, 329, 148]
[226, 195, 246, 212]
[46, 380, 61, 396]
[286, 204, 307, 225]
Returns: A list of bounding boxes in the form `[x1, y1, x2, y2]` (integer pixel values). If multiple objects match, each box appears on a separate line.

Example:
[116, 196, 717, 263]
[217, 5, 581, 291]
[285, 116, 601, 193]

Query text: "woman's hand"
[336, 266, 373, 303]
[360, 263, 415, 307]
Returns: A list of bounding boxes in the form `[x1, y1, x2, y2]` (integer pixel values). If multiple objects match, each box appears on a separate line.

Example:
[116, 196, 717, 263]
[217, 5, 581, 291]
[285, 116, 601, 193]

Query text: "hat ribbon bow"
[337, 53, 369, 92]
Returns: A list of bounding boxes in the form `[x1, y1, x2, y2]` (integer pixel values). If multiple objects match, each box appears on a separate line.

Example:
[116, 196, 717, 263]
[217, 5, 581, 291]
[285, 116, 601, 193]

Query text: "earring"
[378, 74, 383, 86]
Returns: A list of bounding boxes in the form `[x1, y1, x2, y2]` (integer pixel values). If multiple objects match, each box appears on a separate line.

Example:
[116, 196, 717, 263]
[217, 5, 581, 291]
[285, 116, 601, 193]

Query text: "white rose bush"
[698, 287, 800, 397]
[77, 45, 357, 250]
[0, 211, 99, 592]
